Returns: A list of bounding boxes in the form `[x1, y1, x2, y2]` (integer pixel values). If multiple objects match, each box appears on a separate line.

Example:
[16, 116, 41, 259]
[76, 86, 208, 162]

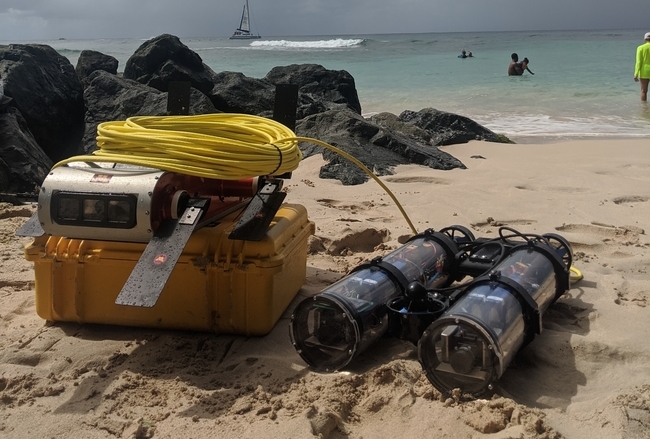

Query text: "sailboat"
[230, 0, 261, 40]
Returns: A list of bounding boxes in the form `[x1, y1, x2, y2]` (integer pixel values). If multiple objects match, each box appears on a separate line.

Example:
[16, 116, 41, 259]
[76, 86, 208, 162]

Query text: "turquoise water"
[6, 29, 650, 142]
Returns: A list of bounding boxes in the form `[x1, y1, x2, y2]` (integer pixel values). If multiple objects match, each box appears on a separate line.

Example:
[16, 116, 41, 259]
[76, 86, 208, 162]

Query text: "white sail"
[239, 3, 250, 32]
[230, 0, 261, 39]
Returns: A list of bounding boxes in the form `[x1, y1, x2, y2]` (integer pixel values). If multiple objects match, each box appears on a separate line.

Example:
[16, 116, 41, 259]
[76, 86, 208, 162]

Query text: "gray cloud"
[1, 0, 648, 41]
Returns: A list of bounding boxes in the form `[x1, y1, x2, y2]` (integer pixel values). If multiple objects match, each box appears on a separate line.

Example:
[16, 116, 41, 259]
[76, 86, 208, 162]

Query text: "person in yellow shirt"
[634, 32, 650, 102]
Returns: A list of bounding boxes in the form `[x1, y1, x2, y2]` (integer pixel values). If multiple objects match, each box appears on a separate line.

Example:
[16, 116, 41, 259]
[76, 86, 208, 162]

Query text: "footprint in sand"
[514, 185, 589, 193]
[0, 280, 34, 290]
[0, 373, 65, 405]
[614, 280, 648, 308]
[336, 217, 362, 222]
[471, 218, 538, 228]
[0, 298, 33, 321]
[611, 195, 649, 205]
[554, 223, 646, 264]
[322, 227, 391, 255]
[543, 302, 591, 335]
[383, 176, 450, 185]
[611, 385, 650, 436]
[365, 216, 396, 224]
[316, 198, 389, 212]
[555, 223, 643, 246]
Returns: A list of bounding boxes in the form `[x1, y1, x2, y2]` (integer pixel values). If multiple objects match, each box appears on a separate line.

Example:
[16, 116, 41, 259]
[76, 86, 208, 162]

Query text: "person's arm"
[525, 66, 535, 75]
[634, 45, 642, 81]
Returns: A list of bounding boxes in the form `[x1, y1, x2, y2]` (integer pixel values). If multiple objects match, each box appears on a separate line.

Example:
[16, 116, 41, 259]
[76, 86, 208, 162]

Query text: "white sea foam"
[476, 114, 650, 140]
[249, 38, 364, 49]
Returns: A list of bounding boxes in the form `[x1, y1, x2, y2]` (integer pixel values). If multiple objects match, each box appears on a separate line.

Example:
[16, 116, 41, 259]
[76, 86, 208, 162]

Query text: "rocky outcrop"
[209, 71, 276, 115]
[396, 108, 512, 145]
[123, 34, 217, 95]
[75, 50, 118, 87]
[0, 106, 53, 192]
[120, 38, 359, 121]
[82, 70, 217, 152]
[296, 109, 465, 185]
[207, 64, 363, 119]
[0, 44, 85, 163]
[265, 64, 362, 118]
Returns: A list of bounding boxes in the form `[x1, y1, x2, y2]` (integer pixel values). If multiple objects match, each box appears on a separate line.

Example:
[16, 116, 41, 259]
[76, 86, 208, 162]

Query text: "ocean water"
[5, 29, 650, 143]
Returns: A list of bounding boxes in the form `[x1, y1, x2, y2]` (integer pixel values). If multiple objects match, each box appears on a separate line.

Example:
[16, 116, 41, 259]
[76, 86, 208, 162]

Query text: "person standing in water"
[508, 53, 534, 76]
[508, 53, 523, 75]
[634, 32, 650, 102]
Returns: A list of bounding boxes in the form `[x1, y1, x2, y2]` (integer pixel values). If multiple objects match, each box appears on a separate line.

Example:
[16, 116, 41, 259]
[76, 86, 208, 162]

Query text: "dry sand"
[1, 138, 649, 438]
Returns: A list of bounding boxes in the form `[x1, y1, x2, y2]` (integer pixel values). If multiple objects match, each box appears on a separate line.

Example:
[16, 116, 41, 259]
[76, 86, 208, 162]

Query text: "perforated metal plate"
[115, 200, 207, 308]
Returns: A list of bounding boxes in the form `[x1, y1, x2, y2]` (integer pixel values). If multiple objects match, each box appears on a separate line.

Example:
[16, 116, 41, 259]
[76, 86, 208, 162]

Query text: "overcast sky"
[0, 0, 648, 41]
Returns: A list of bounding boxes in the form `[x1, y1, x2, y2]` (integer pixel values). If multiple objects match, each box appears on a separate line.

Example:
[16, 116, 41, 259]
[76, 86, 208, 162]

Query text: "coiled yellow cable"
[55, 114, 303, 179]
[53, 113, 419, 234]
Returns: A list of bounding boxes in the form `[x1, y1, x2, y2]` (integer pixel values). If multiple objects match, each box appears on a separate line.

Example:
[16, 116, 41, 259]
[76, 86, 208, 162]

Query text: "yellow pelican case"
[24, 203, 315, 335]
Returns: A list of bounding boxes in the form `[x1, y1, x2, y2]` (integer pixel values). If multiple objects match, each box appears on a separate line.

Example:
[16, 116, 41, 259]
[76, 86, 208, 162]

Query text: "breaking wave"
[249, 38, 365, 49]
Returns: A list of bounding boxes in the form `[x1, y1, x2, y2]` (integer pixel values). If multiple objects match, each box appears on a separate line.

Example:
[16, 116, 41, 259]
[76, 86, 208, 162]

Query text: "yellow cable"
[290, 136, 418, 235]
[569, 266, 583, 283]
[56, 114, 302, 179]
[53, 114, 419, 235]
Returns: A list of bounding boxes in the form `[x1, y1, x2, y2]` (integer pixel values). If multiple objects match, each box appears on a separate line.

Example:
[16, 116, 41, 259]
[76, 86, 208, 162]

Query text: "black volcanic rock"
[296, 108, 466, 185]
[209, 71, 275, 115]
[123, 34, 216, 95]
[397, 108, 512, 145]
[265, 64, 362, 118]
[0, 106, 53, 193]
[0, 43, 85, 163]
[75, 50, 119, 86]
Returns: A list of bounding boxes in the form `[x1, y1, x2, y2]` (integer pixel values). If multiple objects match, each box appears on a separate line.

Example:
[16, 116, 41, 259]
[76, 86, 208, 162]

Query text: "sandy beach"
[1, 138, 649, 439]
